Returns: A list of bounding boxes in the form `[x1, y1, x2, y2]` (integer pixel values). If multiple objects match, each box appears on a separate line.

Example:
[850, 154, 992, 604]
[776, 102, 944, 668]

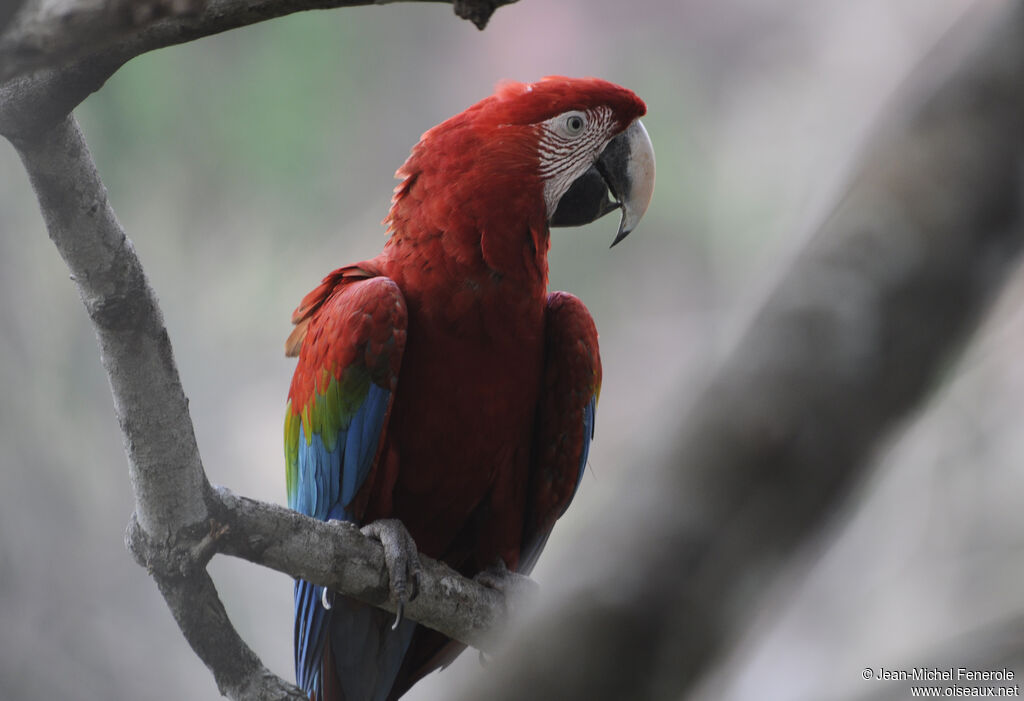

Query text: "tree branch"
[211, 486, 507, 652]
[154, 567, 307, 700]
[0, 0, 515, 140]
[6, 0, 520, 696]
[452, 4, 1024, 701]
[14, 111, 508, 698]
[118, 484, 509, 697]
[0, 0, 206, 89]
[15, 114, 211, 540]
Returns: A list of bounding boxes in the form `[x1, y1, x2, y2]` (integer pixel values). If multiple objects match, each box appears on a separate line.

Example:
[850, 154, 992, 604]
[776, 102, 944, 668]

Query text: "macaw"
[284, 76, 655, 701]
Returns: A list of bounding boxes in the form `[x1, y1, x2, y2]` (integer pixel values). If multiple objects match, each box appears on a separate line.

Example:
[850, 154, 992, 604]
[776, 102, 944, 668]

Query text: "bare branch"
[14, 110, 508, 697]
[15, 114, 210, 540]
[211, 486, 508, 652]
[152, 567, 307, 700]
[452, 5, 1024, 701]
[5, 0, 519, 693]
[118, 486, 509, 696]
[13, 113, 288, 697]
[0, 0, 206, 86]
[0, 0, 516, 137]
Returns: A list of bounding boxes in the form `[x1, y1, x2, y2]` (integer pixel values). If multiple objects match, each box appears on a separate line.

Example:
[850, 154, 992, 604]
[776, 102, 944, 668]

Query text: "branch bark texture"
[0, 0, 514, 137]
[0, 0, 515, 142]
[211, 487, 506, 651]
[453, 5, 1024, 701]
[16, 115, 210, 540]
[14, 114, 300, 697]
[15, 117, 510, 698]
[7, 0, 517, 692]
[2, 0, 523, 692]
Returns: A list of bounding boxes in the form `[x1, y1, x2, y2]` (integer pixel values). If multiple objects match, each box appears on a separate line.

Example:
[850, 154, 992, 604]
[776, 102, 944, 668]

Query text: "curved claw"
[360, 518, 423, 629]
[392, 601, 405, 631]
[321, 587, 333, 610]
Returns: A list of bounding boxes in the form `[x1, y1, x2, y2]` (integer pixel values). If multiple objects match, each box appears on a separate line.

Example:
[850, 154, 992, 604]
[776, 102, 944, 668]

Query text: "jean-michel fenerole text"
[875, 668, 1015, 682]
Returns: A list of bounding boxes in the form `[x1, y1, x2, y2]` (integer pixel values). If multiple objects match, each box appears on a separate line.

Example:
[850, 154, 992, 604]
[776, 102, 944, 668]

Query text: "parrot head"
[389, 76, 655, 248]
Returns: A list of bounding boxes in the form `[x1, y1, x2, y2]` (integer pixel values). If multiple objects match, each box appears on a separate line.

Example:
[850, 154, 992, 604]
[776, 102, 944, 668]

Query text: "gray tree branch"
[0, 0, 515, 142]
[14, 115, 509, 697]
[155, 566, 306, 700]
[211, 486, 506, 652]
[0, 0, 206, 90]
[122, 488, 507, 699]
[451, 4, 1024, 701]
[6, 1, 517, 696]
[14, 113, 292, 698]
[15, 114, 211, 541]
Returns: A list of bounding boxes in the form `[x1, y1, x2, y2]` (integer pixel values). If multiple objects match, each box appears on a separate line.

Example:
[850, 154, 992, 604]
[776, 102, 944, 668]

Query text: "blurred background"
[1, 0, 1018, 699]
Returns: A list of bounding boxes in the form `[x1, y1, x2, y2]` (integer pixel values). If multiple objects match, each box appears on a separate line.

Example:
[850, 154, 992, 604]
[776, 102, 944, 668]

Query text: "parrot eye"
[561, 111, 587, 137]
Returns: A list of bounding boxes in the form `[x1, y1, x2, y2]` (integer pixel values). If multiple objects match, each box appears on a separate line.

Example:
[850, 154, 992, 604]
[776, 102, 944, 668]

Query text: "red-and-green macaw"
[284, 76, 654, 701]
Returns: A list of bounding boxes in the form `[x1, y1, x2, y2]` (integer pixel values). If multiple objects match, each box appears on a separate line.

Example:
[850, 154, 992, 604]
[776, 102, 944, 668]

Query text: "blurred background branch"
[846, 613, 1024, 701]
[0, 0, 28, 37]
[451, 3, 1024, 700]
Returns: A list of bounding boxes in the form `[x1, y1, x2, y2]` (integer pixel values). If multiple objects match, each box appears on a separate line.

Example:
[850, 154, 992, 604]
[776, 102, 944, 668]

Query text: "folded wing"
[284, 265, 408, 700]
[522, 291, 602, 574]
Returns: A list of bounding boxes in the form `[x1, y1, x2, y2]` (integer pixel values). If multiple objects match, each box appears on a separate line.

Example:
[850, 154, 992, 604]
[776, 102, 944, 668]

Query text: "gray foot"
[361, 519, 423, 629]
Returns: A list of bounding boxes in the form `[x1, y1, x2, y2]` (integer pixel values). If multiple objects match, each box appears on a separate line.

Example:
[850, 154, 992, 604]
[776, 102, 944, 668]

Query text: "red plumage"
[286, 76, 646, 700]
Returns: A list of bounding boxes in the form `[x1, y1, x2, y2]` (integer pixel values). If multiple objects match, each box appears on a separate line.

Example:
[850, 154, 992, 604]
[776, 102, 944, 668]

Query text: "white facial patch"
[537, 106, 616, 219]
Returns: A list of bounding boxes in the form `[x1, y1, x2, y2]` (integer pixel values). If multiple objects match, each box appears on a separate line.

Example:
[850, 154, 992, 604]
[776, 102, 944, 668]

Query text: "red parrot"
[284, 76, 655, 701]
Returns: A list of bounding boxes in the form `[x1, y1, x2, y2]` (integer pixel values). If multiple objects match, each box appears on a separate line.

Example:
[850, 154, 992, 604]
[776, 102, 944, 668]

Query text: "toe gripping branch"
[360, 519, 424, 629]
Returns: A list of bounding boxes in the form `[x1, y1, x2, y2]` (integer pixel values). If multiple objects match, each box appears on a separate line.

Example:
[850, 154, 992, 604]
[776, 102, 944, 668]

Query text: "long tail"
[294, 581, 417, 701]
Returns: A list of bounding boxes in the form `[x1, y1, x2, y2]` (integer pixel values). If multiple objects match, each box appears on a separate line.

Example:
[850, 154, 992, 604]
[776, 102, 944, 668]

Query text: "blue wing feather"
[293, 382, 394, 700]
[573, 395, 597, 502]
[287, 272, 407, 700]
[295, 580, 330, 695]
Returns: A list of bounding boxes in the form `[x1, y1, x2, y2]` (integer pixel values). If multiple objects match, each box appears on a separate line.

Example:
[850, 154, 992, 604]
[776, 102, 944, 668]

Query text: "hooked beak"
[550, 119, 655, 247]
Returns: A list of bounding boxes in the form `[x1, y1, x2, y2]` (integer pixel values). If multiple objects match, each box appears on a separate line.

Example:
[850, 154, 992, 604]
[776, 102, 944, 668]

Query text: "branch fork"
[9, 109, 511, 697]
[125, 513, 229, 579]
